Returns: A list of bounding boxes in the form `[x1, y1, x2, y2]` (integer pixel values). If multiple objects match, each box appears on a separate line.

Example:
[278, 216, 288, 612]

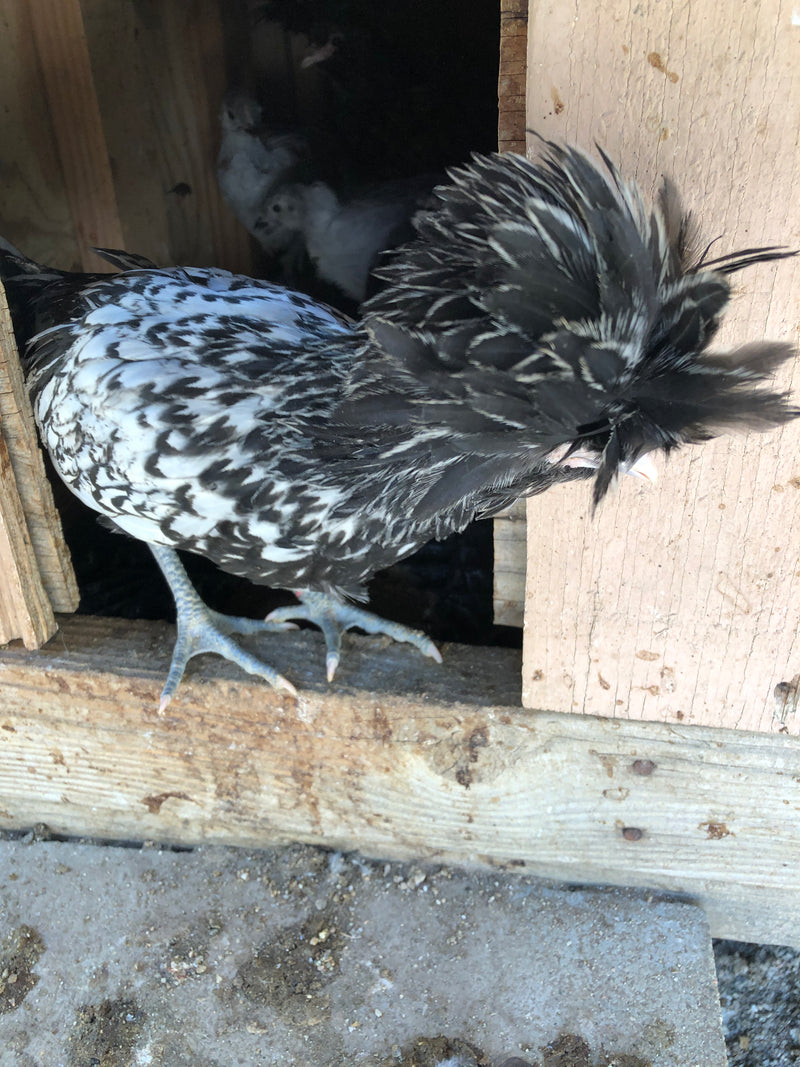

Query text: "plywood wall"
[0, 0, 256, 646]
[0, 0, 253, 272]
[521, 0, 800, 734]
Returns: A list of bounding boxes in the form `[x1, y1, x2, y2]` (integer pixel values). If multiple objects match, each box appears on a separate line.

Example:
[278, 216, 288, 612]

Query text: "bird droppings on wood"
[141, 791, 195, 816]
[701, 823, 734, 841]
[631, 759, 656, 776]
[646, 52, 680, 83]
[773, 675, 800, 724]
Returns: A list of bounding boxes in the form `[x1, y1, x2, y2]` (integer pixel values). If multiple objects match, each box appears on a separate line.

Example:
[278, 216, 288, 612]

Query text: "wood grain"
[80, 0, 253, 273]
[0, 615, 798, 946]
[28, 0, 125, 270]
[493, 500, 526, 627]
[522, 0, 800, 732]
[492, 0, 529, 625]
[0, 428, 55, 647]
[0, 283, 78, 641]
[0, 0, 77, 267]
[498, 0, 528, 154]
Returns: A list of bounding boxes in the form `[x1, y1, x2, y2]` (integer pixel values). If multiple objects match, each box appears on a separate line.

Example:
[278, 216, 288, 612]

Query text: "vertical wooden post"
[521, 0, 800, 733]
[0, 284, 78, 647]
[498, 0, 528, 154]
[28, 0, 125, 268]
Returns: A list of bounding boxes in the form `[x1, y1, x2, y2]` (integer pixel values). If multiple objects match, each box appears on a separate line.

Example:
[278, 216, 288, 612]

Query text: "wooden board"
[498, 0, 528, 155]
[28, 0, 125, 270]
[0, 428, 54, 647]
[0, 0, 252, 274]
[0, 284, 78, 646]
[0, 615, 798, 947]
[492, 0, 529, 626]
[521, 0, 800, 732]
[0, 1, 78, 267]
[80, 0, 253, 273]
[492, 500, 526, 627]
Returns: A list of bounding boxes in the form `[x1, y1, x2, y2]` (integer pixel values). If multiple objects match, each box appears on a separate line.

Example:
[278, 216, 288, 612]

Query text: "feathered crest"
[360, 140, 797, 504]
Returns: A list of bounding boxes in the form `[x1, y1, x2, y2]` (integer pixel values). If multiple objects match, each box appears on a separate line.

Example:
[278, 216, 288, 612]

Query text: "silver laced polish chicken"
[1, 141, 796, 709]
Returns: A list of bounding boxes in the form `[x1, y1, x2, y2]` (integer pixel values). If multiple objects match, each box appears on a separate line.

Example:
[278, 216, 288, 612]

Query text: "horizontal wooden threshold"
[0, 614, 798, 947]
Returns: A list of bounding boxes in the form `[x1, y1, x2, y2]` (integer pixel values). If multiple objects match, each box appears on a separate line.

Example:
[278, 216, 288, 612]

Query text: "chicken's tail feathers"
[0, 243, 155, 349]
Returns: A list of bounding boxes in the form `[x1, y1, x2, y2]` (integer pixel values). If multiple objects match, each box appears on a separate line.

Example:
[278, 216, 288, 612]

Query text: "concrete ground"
[0, 838, 728, 1067]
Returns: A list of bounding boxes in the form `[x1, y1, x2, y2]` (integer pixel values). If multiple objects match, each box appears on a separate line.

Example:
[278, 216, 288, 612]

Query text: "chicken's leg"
[150, 544, 297, 710]
[267, 589, 442, 681]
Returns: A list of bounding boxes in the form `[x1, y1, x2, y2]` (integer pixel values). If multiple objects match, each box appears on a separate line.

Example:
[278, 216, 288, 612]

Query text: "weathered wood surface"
[28, 0, 125, 270]
[498, 0, 528, 155]
[0, 427, 54, 647]
[0, 1, 78, 266]
[492, 0, 529, 626]
[0, 0, 252, 274]
[520, 0, 800, 731]
[493, 500, 526, 628]
[0, 615, 798, 947]
[0, 284, 78, 646]
[80, 0, 253, 273]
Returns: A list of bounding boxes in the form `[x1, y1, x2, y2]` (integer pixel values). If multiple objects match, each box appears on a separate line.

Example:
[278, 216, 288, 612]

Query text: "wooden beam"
[79, 0, 253, 273]
[28, 0, 124, 270]
[0, 615, 798, 947]
[492, 1, 529, 626]
[0, 428, 54, 647]
[0, 0, 78, 267]
[498, 0, 528, 154]
[0, 283, 78, 642]
[521, 0, 800, 731]
[493, 500, 526, 627]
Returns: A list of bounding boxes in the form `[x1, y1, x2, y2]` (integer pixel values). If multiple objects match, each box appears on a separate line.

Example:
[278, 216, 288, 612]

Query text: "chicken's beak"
[625, 453, 658, 485]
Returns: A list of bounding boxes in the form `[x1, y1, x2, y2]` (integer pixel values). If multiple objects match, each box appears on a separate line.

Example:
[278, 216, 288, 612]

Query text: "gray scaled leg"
[150, 544, 297, 710]
[266, 589, 442, 681]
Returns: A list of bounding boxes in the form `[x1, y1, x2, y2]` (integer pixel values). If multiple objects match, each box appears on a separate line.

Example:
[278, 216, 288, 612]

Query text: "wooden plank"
[80, 0, 253, 273]
[0, 0, 78, 267]
[0, 283, 78, 619]
[521, 0, 800, 732]
[493, 500, 526, 627]
[498, 0, 528, 154]
[0, 614, 798, 947]
[0, 428, 55, 648]
[28, 0, 124, 270]
[492, 1, 529, 624]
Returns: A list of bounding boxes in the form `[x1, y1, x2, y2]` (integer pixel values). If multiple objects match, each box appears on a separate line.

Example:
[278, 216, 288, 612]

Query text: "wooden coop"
[1, 0, 799, 951]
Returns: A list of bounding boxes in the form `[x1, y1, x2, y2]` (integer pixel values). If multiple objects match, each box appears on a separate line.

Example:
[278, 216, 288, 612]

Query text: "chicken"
[254, 175, 436, 302]
[2, 142, 796, 709]
[217, 89, 436, 302]
[216, 89, 311, 254]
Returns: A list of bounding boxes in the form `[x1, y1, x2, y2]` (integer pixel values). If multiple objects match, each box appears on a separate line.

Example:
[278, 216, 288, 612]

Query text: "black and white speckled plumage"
[2, 142, 797, 697]
[24, 269, 377, 595]
[354, 145, 798, 504]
